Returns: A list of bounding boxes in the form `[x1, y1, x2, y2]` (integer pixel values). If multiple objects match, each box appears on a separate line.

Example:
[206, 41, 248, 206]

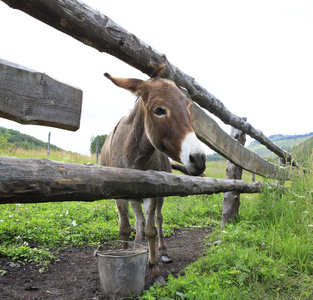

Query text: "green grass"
[0, 148, 220, 269]
[140, 161, 313, 299]
[1, 147, 313, 299]
[0, 196, 219, 266]
[0, 147, 97, 164]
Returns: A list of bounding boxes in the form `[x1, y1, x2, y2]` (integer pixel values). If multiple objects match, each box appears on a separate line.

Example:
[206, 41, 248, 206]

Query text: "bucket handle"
[94, 240, 149, 257]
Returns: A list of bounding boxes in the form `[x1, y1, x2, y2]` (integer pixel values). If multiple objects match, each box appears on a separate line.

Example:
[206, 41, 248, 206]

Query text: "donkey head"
[104, 66, 206, 176]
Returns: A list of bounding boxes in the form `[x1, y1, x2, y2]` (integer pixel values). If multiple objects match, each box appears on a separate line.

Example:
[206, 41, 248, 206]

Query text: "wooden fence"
[0, 58, 82, 131]
[0, 0, 299, 223]
[0, 156, 267, 205]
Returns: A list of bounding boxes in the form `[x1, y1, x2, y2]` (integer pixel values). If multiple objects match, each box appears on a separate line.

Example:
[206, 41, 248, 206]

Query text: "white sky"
[0, 0, 312, 155]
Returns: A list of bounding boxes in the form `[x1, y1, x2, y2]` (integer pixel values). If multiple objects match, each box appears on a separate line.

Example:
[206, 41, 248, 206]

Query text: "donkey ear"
[150, 64, 166, 78]
[104, 73, 145, 96]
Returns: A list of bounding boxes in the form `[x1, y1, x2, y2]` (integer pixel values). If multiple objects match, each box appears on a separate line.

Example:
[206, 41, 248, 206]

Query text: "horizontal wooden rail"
[0, 157, 274, 205]
[0, 0, 298, 167]
[190, 103, 295, 180]
[0, 59, 82, 131]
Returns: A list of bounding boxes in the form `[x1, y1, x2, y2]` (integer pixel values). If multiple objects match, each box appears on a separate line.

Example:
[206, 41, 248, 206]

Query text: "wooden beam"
[221, 118, 247, 227]
[0, 58, 82, 131]
[0, 157, 267, 205]
[190, 103, 295, 180]
[0, 0, 298, 166]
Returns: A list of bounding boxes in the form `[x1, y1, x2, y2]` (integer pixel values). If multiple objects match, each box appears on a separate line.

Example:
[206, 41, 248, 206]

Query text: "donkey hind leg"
[156, 197, 172, 263]
[143, 198, 164, 283]
[115, 199, 131, 249]
[130, 200, 145, 247]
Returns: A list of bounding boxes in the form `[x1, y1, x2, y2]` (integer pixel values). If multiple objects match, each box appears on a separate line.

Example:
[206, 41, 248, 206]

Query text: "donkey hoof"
[161, 255, 173, 263]
[153, 276, 166, 285]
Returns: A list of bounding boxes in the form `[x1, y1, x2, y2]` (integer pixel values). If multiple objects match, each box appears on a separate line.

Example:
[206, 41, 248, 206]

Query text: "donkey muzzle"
[181, 132, 206, 176]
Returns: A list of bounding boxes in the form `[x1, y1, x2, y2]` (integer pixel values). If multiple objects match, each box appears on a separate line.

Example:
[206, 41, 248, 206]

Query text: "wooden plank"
[0, 0, 298, 166]
[0, 58, 82, 131]
[0, 156, 267, 205]
[190, 103, 295, 180]
[221, 118, 247, 226]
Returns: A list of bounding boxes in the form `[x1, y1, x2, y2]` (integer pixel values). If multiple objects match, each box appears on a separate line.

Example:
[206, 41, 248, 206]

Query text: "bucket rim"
[94, 240, 148, 258]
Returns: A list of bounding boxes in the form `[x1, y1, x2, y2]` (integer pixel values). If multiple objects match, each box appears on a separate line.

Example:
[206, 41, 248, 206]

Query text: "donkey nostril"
[188, 153, 206, 176]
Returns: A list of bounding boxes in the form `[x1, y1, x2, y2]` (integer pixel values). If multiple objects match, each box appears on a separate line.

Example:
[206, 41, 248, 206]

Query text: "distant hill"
[206, 153, 226, 161]
[207, 132, 313, 162]
[0, 127, 62, 151]
[289, 136, 313, 165]
[251, 132, 313, 144]
[247, 132, 313, 159]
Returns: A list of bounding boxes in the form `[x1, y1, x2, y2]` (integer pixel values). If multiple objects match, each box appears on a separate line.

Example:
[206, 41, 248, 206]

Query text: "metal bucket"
[94, 241, 148, 300]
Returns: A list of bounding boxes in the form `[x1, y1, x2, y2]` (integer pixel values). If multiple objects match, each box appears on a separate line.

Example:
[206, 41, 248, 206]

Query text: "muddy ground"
[0, 227, 212, 299]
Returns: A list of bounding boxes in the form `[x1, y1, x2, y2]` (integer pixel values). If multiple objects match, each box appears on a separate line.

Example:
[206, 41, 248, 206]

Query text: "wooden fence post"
[221, 117, 247, 227]
[251, 173, 255, 182]
[278, 156, 286, 186]
[96, 135, 99, 164]
[47, 131, 51, 157]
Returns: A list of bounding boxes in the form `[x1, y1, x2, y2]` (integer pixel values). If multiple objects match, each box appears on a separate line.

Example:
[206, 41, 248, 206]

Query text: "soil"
[0, 227, 212, 300]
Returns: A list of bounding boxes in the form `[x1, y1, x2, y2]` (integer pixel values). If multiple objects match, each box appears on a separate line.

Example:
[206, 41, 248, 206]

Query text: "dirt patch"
[0, 227, 212, 300]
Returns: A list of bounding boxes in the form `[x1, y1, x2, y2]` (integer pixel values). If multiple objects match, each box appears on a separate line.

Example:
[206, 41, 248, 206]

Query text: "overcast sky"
[1, 0, 312, 155]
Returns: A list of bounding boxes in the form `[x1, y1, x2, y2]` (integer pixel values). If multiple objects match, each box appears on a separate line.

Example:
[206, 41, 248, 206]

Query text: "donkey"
[100, 65, 206, 282]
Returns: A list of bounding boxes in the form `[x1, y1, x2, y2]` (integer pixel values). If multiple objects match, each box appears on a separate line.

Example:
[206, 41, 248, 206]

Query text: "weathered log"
[190, 104, 294, 180]
[0, 0, 298, 166]
[0, 59, 82, 131]
[0, 157, 267, 204]
[221, 118, 247, 227]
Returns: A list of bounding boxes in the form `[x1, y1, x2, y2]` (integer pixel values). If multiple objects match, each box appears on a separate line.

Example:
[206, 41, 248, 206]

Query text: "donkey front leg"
[156, 197, 172, 263]
[143, 198, 163, 283]
[130, 200, 145, 247]
[115, 199, 131, 249]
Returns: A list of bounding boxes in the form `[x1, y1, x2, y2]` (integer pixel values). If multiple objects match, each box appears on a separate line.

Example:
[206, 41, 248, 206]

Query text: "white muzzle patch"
[180, 132, 206, 175]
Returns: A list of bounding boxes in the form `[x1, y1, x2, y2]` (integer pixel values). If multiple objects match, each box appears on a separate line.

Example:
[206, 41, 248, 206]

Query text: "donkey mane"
[125, 98, 140, 124]
[150, 64, 166, 78]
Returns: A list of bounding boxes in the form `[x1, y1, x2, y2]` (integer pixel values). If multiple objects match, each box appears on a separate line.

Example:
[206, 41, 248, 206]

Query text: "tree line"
[0, 127, 61, 151]
[0, 127, 108, 156]
[90, 135, 107, 154]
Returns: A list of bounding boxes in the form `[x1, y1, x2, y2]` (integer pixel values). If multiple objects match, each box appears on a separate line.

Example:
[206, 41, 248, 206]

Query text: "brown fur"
[101, 69, 205, 280]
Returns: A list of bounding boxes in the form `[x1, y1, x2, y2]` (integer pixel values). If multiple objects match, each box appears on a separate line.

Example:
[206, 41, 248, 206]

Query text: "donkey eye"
[153, 107, 167, 116]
